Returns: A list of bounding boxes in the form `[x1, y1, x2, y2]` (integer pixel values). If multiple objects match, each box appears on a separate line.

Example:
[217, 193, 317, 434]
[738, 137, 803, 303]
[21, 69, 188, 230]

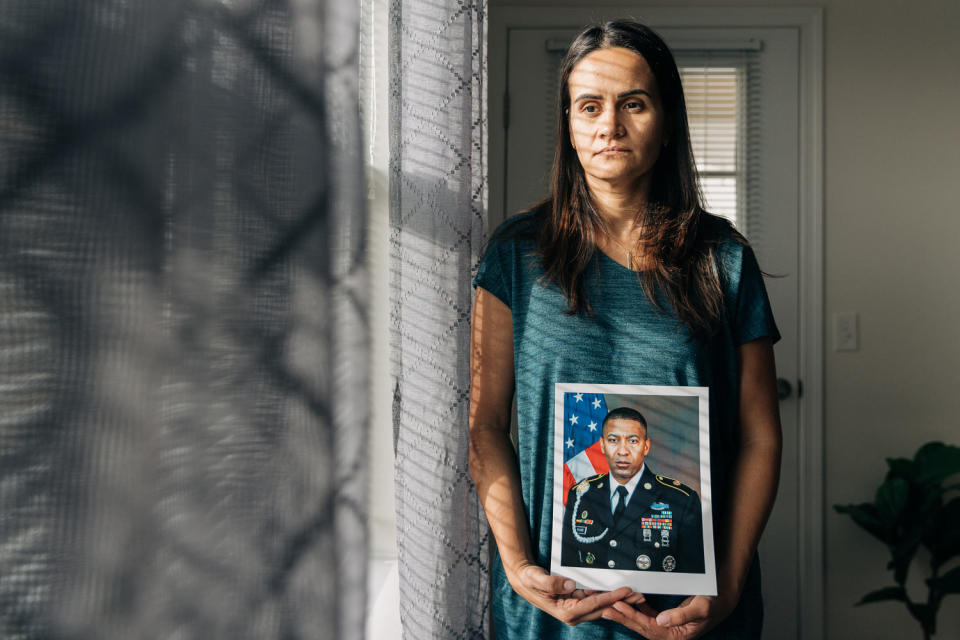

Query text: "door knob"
[777, 378, 792, 400]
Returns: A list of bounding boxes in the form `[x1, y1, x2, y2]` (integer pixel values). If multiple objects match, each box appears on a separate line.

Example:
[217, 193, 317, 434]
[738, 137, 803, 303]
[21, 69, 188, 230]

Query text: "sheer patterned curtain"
[0, 1, 366, 638]
[389, 0, 490, 637]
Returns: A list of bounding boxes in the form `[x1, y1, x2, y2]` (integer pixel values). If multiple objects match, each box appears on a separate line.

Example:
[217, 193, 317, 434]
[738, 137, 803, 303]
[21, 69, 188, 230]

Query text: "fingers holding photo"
[511, 564, 636, 626]
[604, 593, 738, 639]
[554, 586, 634, 625]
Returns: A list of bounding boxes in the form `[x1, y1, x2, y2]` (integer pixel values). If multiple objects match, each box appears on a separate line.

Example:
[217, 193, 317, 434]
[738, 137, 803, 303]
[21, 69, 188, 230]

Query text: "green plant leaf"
[929, 496, 960, 565]
[876, 476, 909, 522]
[886, 457, 917, 481]
[906, 602, 936, 634]
[888, 553, 914, 586]
[855, 586, 906, 605]
[890, 525, 922, 584]
[893, 524, 923, 560]
[917, 481, 943, 513]
[835, 503, 888, 543]
[928, 566, 960, 594]
[914, 442, 960, 484]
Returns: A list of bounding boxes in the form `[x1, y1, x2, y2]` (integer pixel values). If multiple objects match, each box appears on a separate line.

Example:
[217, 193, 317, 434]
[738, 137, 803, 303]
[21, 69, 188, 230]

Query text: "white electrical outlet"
[833, 312, 858, 351]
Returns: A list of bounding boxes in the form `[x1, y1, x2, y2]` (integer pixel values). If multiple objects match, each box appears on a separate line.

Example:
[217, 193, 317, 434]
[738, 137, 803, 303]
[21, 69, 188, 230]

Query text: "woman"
[469, 20, 782, 640]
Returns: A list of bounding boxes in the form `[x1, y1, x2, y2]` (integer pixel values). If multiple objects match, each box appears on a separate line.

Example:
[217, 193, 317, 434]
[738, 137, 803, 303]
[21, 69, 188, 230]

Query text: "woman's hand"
[601, 592, 737, 639]
[507, 562, 634, 626]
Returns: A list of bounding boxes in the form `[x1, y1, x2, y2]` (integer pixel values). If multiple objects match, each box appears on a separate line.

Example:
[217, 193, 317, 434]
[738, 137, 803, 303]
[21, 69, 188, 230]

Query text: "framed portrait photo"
[550, 383, 717, 596]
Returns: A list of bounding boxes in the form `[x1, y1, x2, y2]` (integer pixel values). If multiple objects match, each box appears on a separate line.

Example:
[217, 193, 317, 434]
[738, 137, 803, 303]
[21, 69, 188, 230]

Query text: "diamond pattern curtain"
[389, 0, 490, 637]
[0, 1, 366, 638]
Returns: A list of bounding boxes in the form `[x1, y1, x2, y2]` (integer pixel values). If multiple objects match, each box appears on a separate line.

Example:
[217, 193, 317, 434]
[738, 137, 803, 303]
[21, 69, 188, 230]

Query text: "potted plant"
[835, 441, 960, 639]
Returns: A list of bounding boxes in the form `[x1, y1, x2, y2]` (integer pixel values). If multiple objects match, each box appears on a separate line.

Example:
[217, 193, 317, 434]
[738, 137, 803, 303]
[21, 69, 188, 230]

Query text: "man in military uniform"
[561, 407, 704, 573]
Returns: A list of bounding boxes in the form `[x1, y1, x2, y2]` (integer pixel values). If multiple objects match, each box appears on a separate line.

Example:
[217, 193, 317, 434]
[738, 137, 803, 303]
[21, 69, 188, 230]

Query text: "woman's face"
[567, 46, 666, 192]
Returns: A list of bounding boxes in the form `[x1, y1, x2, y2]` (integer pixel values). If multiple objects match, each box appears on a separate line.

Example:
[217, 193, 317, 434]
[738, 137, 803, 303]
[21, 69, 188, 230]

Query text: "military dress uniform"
[561, 466, 705, 574]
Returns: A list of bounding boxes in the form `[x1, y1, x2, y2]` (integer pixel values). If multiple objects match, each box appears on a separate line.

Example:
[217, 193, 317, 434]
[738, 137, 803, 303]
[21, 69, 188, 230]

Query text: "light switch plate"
[833, 312, 858, 351]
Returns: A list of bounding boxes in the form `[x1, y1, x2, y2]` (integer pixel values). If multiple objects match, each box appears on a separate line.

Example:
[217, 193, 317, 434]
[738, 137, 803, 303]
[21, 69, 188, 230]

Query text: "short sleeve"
[473, 233, 512, 308]
[473, 209, 540, 309]
[732, 244, 781, 345]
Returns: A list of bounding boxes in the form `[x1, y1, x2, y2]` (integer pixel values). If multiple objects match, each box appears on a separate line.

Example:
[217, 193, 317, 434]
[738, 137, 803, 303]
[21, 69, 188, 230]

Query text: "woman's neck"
[587, 175, 649, 238]
[586, 176, 653, 270]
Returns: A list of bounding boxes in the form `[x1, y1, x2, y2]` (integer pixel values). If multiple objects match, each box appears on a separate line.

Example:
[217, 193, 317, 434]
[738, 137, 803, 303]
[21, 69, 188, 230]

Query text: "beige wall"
[490, 1, 960, 638]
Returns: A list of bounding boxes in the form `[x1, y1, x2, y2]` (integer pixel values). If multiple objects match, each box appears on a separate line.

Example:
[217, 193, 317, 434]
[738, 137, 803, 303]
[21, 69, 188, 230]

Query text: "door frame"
[489, 7, 824, 640]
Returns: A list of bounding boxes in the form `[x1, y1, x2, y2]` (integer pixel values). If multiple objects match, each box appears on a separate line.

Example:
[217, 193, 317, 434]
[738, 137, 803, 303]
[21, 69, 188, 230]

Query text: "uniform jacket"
[561, 466, 705, 573]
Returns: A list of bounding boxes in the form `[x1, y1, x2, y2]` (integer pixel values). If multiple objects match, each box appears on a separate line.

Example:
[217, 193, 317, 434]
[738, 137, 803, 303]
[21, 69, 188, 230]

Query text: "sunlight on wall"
[361, 0, 401, 635]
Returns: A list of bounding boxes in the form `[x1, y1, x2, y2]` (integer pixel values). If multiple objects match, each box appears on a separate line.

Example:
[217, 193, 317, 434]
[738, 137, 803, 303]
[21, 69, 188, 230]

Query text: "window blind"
[677, 50, 762, 238]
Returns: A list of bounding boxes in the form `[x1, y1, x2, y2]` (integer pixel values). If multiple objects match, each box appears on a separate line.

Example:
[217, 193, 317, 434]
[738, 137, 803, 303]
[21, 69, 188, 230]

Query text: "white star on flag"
[562, 391, 610, 507]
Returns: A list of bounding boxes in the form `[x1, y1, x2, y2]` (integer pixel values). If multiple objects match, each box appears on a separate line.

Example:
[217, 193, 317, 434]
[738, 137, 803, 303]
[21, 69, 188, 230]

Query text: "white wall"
[490, 1, 960, 638]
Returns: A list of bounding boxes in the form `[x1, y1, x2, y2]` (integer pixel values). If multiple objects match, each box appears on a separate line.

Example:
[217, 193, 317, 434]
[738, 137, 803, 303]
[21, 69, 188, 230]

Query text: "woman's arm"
[602, 336, 782, 638]
[469, 287, 631, 625]
[713, 336, 783, 600]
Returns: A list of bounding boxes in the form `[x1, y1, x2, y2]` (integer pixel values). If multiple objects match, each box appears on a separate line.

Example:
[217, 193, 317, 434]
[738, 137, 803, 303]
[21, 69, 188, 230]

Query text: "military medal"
[663, 555, 676, 572]
[636, 555, 651, 570]
[585, 552, 595, 565]
[575, 509, 594, 530]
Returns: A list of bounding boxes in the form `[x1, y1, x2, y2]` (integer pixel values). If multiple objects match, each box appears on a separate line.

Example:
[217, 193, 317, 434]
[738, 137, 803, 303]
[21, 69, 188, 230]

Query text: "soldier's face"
[600, 418, 651, 484]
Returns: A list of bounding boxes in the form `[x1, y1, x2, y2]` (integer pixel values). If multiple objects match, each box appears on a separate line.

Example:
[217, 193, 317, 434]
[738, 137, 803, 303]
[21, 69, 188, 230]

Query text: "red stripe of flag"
[562, 464, 576, 505]
[584, 440, 609, 475]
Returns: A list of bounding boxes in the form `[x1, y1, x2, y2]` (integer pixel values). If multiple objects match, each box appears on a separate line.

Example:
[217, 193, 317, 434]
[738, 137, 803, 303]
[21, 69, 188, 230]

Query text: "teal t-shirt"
[472, 209, 780, 640]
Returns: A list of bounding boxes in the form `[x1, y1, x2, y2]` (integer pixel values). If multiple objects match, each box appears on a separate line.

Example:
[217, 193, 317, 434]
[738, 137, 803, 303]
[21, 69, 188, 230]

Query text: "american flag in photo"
[561, 392, 609, 505]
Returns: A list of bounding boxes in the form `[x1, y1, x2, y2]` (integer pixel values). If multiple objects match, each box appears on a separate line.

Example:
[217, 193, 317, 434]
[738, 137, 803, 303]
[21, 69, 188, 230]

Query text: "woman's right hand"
[507, 562, 634, 626]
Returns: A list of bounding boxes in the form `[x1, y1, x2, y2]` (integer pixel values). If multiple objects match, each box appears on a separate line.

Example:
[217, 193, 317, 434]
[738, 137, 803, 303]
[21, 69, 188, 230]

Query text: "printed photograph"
[550, 383, 717, 596]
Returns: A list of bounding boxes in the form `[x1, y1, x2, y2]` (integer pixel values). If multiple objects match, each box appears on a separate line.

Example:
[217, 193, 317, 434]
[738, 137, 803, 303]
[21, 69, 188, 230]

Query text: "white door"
[498, 26, 803, 640]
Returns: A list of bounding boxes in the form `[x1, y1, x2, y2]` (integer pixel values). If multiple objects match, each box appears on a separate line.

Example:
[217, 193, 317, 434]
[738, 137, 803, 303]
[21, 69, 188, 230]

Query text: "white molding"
[794, 9, 825, 640]
[489, 8, 825, 640]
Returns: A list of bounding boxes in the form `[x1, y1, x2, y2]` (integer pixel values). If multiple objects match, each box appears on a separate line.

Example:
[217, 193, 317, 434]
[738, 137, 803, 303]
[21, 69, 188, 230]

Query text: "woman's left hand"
[601, 593, 737, 639]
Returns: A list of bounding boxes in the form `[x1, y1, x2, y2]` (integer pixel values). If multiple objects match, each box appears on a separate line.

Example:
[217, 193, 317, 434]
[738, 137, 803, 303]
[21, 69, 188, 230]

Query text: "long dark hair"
[537, 20, 739, 336]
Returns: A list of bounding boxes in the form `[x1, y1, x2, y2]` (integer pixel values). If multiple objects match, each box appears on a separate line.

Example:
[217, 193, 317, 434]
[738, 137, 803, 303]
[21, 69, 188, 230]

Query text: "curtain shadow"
[0, 2, 366, 638]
